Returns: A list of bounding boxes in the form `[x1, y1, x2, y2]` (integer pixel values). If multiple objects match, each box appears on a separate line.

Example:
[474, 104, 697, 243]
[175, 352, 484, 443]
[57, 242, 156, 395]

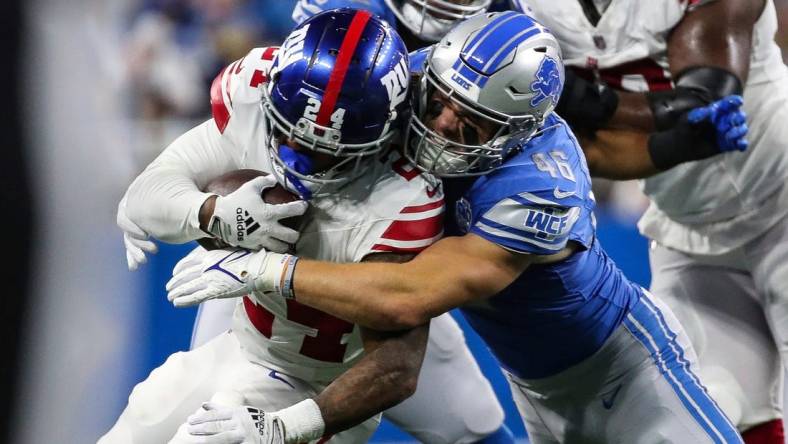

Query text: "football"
[197, 169, 302, 250]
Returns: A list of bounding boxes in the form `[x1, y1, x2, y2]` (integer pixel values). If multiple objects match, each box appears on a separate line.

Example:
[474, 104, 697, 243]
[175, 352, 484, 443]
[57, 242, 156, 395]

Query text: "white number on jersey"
[532, 150, 576, 182]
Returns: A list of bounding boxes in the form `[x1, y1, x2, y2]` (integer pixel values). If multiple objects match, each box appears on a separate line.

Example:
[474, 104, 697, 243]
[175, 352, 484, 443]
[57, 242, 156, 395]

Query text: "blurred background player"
[167, 12, 748, 444]
[293, 0, 506, 49]
[513, 0, 788, 442]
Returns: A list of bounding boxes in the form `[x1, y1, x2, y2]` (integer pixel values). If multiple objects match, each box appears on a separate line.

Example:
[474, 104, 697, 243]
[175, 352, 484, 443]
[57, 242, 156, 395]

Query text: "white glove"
[117, 195, 158, 271]
[166, 246, 292, 308]
[169, 403, 284, 444]
[208, 176, 307, 252]
[169, 399, 325, 444]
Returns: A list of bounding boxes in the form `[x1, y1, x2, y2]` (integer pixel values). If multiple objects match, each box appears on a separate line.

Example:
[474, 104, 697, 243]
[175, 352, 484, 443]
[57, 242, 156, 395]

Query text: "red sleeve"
[370, 198, 445, 254]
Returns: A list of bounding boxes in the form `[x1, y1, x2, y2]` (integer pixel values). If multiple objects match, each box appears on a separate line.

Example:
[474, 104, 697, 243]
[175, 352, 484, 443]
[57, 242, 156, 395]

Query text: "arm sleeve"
[124, 119, 244, 243]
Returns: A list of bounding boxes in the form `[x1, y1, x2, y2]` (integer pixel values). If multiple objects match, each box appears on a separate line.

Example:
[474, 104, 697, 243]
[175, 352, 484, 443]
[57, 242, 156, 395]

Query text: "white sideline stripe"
[395, 206, 444, 221]
[475, 222, 563, 251]
[626, 313, 725, 443]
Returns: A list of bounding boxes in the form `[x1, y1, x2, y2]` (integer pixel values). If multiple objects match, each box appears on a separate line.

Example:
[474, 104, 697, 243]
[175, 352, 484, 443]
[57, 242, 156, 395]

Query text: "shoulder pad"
[464, 116, 592, 254]
[210, 47, 279, 133]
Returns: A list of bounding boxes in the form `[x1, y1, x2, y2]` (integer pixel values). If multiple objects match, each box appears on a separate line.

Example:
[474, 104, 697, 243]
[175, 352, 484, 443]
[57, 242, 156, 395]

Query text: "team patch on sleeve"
[371, 199, 445, 254]
[472, 192, 580, 255]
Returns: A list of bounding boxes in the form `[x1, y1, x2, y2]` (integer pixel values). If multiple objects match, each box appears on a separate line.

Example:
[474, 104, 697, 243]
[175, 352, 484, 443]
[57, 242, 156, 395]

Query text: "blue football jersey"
[445, 114, 643, 379]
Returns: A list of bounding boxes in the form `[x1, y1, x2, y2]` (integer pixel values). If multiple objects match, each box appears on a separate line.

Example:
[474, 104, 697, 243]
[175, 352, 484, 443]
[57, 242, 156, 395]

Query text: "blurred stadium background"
[3, 0, 788, 442]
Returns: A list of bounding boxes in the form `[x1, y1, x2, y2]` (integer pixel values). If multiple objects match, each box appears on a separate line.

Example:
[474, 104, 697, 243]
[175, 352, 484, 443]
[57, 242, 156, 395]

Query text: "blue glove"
[687, 95, 749, 153]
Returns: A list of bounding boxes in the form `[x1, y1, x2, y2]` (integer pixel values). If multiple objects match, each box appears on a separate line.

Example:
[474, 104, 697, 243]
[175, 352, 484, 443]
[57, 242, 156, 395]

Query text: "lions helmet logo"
[529, 57, 561, 108]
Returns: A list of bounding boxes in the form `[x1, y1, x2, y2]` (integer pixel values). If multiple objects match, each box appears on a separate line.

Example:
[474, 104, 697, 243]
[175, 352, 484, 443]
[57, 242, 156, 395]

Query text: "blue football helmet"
[261, 8, 411, 198]
[406, 11, 564, 177]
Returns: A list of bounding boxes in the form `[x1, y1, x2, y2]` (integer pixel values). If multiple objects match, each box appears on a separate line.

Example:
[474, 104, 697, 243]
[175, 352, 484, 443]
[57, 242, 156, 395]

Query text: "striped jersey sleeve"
[210, 47, 279, 135]
[370, 197, 445, 254]
[471, 191, 581, 255]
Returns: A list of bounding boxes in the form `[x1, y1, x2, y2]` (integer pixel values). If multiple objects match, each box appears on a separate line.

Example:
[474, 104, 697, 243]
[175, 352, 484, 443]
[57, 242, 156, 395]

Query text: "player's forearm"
[126, 167, 214, 243]
[607, 91, 656, 132]
[315, 325, 428, 436]
[293, 260, 433, 330]
[125, 120, 237, 243]
[581, 129, 660, 179]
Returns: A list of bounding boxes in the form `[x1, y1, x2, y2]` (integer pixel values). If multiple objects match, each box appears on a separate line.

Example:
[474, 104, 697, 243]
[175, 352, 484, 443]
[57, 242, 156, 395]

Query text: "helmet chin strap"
[277, 144, 315, 200]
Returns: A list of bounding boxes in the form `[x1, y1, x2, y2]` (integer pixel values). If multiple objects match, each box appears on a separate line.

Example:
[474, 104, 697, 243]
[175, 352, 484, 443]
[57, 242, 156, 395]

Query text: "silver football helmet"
[385, 0, 492, 42]
[405, 11, 565, 177]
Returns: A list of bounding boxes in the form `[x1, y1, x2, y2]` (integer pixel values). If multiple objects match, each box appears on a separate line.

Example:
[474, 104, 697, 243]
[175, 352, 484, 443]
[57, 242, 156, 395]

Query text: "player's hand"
[117, 195, 158, 271]
[169, 403, 284, 444]
[209, 175, 307, 253]
[166, 246, 287, 307]
[687, 95, 749, 153]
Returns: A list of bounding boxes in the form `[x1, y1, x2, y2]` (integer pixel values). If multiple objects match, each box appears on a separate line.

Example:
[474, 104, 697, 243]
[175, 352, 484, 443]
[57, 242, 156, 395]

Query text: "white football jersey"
[211, 47, 445, 382]
[517, 0, 788, 254]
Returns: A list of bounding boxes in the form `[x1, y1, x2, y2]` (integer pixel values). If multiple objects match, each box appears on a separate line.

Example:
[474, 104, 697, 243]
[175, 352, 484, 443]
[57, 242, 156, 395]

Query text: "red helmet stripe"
[315, 10, 372, 127]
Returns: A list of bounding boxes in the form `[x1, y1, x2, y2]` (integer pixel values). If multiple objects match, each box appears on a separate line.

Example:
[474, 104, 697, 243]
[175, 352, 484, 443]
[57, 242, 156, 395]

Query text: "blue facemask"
[277, 144, 315, 200]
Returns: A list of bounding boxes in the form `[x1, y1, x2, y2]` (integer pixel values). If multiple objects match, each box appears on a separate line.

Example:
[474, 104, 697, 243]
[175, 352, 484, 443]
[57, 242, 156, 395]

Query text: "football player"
[514, 0, 788, 442]
[102, 10, 481, 443]
[168, 12, 749, 444]
[118, 3, 515, 444]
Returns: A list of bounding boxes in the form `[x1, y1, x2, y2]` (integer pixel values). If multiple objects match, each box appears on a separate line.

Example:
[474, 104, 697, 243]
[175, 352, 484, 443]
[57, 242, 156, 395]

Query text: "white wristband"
[274, 399, 325, 444]
[248, 252, 299, 299]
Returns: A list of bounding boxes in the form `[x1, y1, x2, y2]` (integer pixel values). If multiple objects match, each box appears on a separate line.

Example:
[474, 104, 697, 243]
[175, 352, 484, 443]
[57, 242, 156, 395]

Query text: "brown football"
[197, 169, 302, 250]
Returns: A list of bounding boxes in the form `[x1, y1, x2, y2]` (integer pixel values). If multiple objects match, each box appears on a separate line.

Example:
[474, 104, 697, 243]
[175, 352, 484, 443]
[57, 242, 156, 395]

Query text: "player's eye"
[426, 99, 445, 119]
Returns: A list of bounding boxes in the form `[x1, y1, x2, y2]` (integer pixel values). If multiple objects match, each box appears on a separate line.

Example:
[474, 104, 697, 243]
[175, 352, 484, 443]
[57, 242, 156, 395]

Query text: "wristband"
[274, 399, 325, 444]
[248, 252, 300, 299]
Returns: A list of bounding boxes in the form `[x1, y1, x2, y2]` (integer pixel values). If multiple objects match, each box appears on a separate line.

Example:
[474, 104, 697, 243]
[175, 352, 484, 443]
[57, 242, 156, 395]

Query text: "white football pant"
[191, 300, 505, 444]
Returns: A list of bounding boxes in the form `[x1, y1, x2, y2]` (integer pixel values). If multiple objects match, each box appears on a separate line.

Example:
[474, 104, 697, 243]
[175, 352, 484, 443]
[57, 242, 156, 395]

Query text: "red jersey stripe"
[210, 67, 231, 133]
[370, 243, 431, 254]
[401, 199, 444, 214]
[315, 10, 372, 127]
[380, 214, 443, 241]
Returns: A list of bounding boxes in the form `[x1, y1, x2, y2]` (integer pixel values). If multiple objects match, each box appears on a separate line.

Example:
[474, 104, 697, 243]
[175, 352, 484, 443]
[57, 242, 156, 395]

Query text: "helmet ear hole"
[534, 47, 547, 53]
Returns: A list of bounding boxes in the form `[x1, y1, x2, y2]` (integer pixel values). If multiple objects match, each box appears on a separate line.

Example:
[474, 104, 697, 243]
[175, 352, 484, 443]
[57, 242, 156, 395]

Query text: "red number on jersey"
[243, 297, 355, 363]
[286, 300, 355, 362]
[250, 70, 267, 88]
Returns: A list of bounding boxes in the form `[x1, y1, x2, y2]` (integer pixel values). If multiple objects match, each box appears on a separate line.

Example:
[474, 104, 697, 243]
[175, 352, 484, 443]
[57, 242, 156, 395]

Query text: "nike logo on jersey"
[268, 370, 295, 389]
[601, 383, 623, 410]
[553, 187, 575, 199]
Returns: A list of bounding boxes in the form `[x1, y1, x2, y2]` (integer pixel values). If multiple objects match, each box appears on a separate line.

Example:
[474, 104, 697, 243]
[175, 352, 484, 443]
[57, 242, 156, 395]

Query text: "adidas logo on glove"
[236, 208, 261, 242]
